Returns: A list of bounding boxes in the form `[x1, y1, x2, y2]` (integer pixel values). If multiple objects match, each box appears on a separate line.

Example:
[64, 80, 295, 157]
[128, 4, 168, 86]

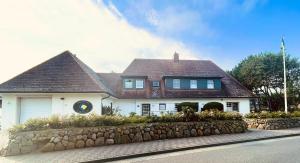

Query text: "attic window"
[173, 79, 180, 89]
[190, 80, 197, 89]
[152, 81, 160, 87]
[124, 79, 133, 88]
[136, 79, 144, 89]
[207, 80, 214, 89]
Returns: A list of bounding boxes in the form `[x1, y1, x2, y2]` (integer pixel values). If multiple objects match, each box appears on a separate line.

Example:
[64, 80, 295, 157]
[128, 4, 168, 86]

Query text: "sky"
[0, 0, 300, 83]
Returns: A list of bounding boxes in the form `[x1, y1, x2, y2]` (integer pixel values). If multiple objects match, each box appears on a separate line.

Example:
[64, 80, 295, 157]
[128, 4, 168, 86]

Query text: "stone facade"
[245, 118, 300, 130]
[0, 121, 247, 156]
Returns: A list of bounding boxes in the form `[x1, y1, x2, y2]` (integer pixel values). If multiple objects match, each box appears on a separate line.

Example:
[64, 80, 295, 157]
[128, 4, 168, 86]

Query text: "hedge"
[244, 111, 300, 119]
[10, 110, 242, 133]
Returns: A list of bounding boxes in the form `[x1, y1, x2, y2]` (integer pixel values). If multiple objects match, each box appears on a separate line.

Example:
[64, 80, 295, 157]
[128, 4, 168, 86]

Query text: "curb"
[84, 133, 300, 163]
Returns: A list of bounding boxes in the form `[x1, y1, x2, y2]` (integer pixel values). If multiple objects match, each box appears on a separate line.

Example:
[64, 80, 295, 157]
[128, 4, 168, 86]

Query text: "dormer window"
[136, 79, 144, 89]
[190, 80, 197, 89]
[152, 81, 160, 87]
[173, 79, 180, 89]
[124, 79, 133, 88]
[207, 80, 214, 89]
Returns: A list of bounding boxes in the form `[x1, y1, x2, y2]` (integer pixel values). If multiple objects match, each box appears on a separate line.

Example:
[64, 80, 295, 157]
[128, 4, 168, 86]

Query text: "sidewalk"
[2, 128, 300, 163]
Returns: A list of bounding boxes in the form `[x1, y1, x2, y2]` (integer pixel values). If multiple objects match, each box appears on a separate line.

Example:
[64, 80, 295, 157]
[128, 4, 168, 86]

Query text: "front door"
[142, 104, 151, 116]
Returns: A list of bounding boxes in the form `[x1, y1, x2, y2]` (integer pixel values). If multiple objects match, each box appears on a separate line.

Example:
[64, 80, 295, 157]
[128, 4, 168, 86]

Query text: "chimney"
[174, 52, 179, 63]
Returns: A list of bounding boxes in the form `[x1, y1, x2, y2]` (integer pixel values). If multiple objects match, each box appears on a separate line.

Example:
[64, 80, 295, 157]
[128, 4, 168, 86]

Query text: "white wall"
[0, 93, 108, 129]
[0, 92, 250, 130]
[1, 95, 20, 129]
[52, 93, 106, 115]
[114, 98, 251, 116]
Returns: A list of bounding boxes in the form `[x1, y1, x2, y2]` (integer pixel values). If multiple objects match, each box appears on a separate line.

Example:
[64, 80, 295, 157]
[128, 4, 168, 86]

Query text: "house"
[0, 51, 253, 129]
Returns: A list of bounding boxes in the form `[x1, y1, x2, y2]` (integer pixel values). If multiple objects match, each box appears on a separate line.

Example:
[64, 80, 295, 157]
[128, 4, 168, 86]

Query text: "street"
[114, 136, 300, 163]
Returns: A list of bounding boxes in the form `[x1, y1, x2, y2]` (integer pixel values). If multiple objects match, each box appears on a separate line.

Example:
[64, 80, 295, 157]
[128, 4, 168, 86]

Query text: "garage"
[19, 97, 52, 124]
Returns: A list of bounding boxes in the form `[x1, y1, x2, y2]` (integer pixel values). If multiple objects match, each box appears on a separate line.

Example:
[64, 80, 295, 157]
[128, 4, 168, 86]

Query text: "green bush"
[9, 110, 243, 133]
[244, 111, 300, 119]
[202, 102, 224, 111]
[178, 106, 198, 121]
[198, 110, 242, 121]
[176, 102, 199, 112]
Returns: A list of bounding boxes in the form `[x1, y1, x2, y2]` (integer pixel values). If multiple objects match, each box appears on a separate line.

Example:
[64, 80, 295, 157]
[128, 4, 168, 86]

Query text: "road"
[113, 136, 300, 163]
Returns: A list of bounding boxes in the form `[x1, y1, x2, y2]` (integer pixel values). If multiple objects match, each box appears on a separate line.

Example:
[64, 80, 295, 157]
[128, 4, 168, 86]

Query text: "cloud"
[0, 0, 199, 83]
[241, 0, 268, 12]
[146, 7, 212, 37]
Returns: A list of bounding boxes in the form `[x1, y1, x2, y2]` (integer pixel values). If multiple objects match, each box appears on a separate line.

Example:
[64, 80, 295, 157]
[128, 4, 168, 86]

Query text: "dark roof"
[0, 51, 253, 98]
[118, 59, 253, 98]
[97, 73, 122, 96]
[123, 59, 225, 80]
[0, 51, 113, 94]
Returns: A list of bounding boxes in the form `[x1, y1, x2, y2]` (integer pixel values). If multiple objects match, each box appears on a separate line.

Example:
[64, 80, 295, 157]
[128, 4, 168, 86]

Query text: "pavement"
[115, 135, 300, 163]
[2, 128, 300, 163]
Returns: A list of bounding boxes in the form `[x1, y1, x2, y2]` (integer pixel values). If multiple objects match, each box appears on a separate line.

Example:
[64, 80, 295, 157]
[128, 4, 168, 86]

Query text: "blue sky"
[103, 0, 300, 69]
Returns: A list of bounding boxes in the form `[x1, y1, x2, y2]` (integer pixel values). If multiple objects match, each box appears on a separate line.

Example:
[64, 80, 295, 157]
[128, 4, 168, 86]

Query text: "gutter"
[101, 94, 111, 107]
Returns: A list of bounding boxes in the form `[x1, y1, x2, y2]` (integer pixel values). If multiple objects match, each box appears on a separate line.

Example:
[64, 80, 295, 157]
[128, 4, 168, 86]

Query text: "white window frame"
[226, 102, 232, 107]
[124, 79, 133, 88]
[159, 103, 166, 110]
[173, 79, 180, 89]
[207, 80, 214, 89]
[142, 104, 151, 116]
[190, 80, 197, 89]
[226, 102, 239, 112]
[152, 81, 160, 87]
[135, 79, 144, 89]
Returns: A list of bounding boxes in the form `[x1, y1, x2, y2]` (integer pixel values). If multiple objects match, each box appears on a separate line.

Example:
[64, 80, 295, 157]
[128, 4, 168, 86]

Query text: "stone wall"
[245, 118, 300, 130]
[0, 120, 247, 156]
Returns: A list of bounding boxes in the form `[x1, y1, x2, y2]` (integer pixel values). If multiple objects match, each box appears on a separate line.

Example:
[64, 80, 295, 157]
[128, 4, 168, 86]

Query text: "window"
[124, 79, 133, 88]
[226, 102, 239, 112]
[232, 103, 239, 112]
[142, 104, 151, 116]
[136, 79, 144, 89]
[190, 80, 197, 89]
[152, 81, 160, 87]
[207, 80, 214, 89]
[73, 100, 93, 114]
[226, 102, 232, 107]
[159, 103, 166, 110]
[173, 79, 180, 89]
[0, 99, 2, 108]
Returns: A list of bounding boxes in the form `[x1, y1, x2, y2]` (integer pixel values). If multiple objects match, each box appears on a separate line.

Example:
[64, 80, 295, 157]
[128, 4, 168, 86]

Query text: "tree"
[230, 52, 300, 111]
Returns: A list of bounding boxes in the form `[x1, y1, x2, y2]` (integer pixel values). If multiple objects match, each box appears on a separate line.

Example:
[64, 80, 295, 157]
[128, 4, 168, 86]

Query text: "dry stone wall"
[0, 120, 247, 156]
[245, 118, 300, 130]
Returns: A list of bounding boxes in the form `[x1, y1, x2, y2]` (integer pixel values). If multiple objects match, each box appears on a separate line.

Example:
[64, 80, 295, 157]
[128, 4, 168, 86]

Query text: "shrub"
[197, 110, 242, 121]
[244, 111, 299, 119]
[178, 106, 198, 121]
[176, 102, 198, 112]
[10, 110, 243, 133]
[202, 102, 224, 111]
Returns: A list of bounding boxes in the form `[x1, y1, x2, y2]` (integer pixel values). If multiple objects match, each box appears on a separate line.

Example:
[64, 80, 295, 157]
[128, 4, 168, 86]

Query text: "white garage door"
[20, 97, 52, 124]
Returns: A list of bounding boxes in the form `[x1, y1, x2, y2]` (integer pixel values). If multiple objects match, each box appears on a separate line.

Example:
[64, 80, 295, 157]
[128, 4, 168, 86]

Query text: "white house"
[0, 51, 254, 129]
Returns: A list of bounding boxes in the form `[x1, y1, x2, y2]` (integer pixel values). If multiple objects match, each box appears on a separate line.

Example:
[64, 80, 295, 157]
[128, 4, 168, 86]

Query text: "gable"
[0, 51, 112, 94]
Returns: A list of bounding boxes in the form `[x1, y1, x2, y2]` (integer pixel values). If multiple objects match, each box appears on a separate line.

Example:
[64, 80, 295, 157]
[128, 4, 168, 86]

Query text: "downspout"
[101, 94, 111, 115]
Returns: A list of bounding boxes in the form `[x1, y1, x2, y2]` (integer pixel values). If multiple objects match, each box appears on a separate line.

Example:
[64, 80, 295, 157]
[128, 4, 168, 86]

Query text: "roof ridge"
[133, 58, 209, 61]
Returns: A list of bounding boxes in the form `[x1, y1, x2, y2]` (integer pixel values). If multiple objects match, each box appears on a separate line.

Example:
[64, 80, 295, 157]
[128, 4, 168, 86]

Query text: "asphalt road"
[113, 136, 300, 163]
